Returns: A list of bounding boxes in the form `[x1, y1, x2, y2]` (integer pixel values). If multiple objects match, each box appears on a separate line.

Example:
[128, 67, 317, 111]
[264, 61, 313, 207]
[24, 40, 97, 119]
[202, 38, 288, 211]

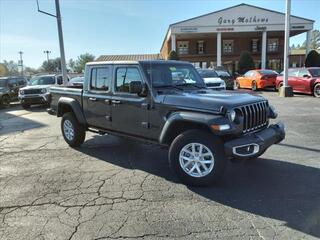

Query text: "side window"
[8, 78, 17, 87]
[57, 76, 63, 85]
[116, 67, 142, 93]
[244, 71, 252, 77]
[289, 69, 298, 77]
[90, 67, 111, 91]
[17, 78, 25, 85]
[297, 69, 309, 78]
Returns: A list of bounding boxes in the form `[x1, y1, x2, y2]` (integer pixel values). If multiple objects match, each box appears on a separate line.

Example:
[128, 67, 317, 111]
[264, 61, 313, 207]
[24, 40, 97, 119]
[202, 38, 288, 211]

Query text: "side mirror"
[303, 74, 311, 78]
[129, 81, 143, 94]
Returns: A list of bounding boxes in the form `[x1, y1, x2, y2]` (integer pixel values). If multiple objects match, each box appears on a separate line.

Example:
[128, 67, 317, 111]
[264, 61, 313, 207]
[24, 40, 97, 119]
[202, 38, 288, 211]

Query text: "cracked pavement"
[0, 92, 319, 240]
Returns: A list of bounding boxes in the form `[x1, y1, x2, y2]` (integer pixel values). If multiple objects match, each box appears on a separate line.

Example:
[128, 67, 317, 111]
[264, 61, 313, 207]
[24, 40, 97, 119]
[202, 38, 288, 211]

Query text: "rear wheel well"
[163, 121, 212, 145]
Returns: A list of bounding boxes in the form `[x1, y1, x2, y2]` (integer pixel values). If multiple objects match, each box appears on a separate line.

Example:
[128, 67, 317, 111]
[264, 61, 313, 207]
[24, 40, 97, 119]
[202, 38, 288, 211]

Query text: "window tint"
[116, 67, 142, 93]
[244, 71, 253, 77]
[309, 68, 320, 77]
[91, 67, 111, 91]
[17, 78, 26, 85]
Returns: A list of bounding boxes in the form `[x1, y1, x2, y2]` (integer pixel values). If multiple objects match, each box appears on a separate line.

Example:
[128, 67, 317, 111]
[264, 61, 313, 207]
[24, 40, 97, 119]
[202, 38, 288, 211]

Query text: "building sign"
[180, 27, 198, 33]
[218, 16, 269, 25]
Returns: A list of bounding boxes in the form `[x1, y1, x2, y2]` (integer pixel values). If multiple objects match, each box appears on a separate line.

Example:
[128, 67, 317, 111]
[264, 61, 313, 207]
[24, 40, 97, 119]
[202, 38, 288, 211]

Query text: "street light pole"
[18, 51, 24, 77]
[279, 0, 293, 97]
[37, 0, 68, 85]
[43, 50, 51, 62]
[55, 0, 68, 86]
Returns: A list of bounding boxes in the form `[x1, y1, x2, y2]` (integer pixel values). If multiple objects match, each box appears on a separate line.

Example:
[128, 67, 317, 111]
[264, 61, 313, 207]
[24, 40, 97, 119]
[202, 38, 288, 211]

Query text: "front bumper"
[224, 122, 285, 158]
[19, 93, 51, 105]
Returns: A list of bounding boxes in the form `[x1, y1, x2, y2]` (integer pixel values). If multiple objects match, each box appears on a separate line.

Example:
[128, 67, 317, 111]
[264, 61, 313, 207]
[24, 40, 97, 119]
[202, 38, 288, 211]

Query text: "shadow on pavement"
[0, 105, 47, 135]
[77, 134, 320, 238]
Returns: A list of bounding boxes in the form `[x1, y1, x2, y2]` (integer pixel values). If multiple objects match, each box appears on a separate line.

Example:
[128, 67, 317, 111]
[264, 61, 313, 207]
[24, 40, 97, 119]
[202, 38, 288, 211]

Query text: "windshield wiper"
[153, 85, 184, 91]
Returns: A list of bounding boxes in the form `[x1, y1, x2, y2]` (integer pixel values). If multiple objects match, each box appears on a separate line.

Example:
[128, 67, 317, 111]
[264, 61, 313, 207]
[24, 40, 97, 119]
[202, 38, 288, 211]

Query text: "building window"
[177, 41, 189, 55]
[268, 39, 279, 52]
[197, 40, 206, 54]
[223, 40, 234, 53]
[252, 39, 260, 53]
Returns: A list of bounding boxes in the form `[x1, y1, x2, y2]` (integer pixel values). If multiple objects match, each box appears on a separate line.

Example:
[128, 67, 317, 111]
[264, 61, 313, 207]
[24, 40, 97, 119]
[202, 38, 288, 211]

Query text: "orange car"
[236, 69, 278, 91]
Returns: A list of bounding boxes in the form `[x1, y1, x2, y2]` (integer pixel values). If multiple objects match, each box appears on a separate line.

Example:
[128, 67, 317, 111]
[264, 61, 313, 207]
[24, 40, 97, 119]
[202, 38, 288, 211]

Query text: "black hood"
[162, 89, 266, 112]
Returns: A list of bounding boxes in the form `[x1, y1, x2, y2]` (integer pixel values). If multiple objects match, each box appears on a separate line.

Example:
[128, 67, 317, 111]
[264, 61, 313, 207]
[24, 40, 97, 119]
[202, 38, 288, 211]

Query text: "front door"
[83, 65, 113, 129]
[111, 65, 149, 137]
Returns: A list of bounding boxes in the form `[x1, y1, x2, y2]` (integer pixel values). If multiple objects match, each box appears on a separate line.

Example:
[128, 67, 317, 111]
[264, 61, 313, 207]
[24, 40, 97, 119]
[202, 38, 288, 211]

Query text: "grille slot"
[237, 101, 268, 133]
[24, 89, 42, 94]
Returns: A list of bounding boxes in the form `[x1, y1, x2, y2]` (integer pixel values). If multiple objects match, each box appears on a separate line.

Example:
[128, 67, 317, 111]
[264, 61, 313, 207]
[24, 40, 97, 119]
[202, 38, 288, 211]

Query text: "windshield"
[141, 63, 205, 88]
[29, 76, 55, 86]
[309, 68, 320, 77]
[0, 79, 7, 88]
[70, 76, 84, 83]
[198, 70, 218, 78]
[258, 70, 278, 75]
[215, 70, 231, 77]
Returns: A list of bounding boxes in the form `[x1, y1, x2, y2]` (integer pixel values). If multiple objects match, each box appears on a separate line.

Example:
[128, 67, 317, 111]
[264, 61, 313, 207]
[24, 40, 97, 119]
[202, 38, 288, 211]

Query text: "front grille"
[206, 83, 221, 87]
[24, 89, 42, 94]
[237, 101, 269, 133]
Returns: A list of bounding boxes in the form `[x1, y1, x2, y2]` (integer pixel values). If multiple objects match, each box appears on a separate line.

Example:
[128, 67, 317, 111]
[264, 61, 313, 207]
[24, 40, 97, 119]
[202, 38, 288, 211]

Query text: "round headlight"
[41, 88, 47, 94]
[228, 110, 236, 122]
[20, 90, 24, 95]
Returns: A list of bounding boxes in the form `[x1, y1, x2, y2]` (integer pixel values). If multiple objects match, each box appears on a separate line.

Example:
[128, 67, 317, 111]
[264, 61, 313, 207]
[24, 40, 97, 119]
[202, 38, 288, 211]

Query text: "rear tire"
[61, 112, 86, 147]
[277, 82, 283, 92]
[313, 83, 320, 98]
[169, 130, 227, 186]
[235, 81, 240, 89]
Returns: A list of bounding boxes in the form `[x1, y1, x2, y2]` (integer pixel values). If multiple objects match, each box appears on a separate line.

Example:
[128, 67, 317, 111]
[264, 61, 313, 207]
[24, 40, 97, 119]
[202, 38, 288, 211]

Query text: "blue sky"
[0, 0, 319, 68]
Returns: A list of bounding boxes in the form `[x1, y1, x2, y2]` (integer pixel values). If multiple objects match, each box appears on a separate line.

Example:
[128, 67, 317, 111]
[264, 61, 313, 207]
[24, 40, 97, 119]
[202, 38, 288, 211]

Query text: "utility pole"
[279, 0, 293, 97]
[18, 51, 24, 77]
[37, 0, 68, 85]
[43, 50, 51, 62]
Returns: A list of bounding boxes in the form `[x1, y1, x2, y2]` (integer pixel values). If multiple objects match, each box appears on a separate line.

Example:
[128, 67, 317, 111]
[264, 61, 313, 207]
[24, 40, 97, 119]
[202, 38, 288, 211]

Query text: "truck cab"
[48, 60, 285, 186]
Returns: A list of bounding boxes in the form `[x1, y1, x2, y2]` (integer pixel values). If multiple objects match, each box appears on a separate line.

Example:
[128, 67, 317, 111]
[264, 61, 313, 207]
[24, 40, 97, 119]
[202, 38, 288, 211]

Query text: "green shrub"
[238, 51, 255, 74]
[305, 50, 320, 67]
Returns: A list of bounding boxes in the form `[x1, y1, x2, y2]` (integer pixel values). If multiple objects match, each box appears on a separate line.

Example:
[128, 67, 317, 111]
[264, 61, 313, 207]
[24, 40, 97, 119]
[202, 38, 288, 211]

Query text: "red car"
[276, 67, 320, 97]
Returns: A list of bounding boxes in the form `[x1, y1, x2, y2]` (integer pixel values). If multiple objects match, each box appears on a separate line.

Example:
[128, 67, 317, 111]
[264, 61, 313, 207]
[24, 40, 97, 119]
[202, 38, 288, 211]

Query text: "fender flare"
[159, 111, 225, 144]
[57, 97, 86, 125]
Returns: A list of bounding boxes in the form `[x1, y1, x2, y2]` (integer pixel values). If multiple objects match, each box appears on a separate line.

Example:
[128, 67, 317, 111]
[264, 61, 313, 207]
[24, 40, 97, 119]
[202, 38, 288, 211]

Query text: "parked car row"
[0, 74, 84, 108]
[0, 76, 28, 106]
[235, 67, 320, 98]
[197, 68, 235, 90]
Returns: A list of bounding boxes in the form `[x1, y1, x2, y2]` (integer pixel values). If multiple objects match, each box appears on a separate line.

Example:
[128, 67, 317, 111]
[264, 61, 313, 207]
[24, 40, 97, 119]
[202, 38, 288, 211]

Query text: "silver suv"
[19, 74, 67, 108]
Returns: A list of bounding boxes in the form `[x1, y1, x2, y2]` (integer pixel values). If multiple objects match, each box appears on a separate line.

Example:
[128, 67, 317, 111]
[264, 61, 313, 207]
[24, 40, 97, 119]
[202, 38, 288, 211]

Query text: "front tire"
[22, 103, 30, 109]
[313, 83, 320, 98]
[169, 130, 227, 186]
[61, 112, 86, 147]
[252, 81, 257, 91]
[1, 95, 10, 107]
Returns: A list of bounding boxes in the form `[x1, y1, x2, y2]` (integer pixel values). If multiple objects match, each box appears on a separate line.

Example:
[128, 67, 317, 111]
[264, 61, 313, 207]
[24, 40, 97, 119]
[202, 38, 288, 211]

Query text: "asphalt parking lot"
[0, 91, 319, 240]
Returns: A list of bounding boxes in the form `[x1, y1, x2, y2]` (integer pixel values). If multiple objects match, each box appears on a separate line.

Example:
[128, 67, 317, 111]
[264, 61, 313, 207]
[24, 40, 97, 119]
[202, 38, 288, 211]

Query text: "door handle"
[89, 97, 97, 101]
[111, 100, 121, 104]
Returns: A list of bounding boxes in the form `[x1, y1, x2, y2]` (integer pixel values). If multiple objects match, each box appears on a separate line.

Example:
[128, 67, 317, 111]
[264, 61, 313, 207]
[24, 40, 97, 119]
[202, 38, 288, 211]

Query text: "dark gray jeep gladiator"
[48, 60, 285, 186]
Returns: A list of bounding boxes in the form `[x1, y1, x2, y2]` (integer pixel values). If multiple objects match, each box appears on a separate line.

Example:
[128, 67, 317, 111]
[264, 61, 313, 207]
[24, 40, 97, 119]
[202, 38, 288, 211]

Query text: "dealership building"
[160, 3, 314, 73]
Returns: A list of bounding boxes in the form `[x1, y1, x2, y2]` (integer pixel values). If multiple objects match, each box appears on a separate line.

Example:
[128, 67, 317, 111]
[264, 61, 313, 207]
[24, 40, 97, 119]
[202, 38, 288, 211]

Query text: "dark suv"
[48, 60, 285, 186]
[0, 76, 27, 107]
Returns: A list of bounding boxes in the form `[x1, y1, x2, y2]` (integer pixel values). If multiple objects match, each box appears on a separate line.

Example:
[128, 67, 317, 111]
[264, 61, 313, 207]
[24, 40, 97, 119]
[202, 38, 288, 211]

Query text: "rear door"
[83, 65, 113, 129]
[111, 65, 149, 137]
